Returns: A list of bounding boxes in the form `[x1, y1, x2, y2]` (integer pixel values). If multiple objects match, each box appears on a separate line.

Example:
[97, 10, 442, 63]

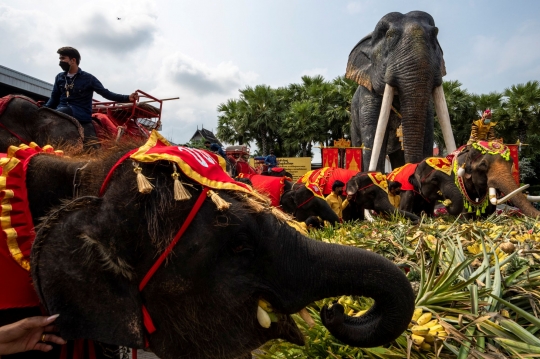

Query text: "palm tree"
[239, 85, 280, 155]
[282, 100, 326, 157]
[498, 81, 540, 143]
[216, 99, 250, 145]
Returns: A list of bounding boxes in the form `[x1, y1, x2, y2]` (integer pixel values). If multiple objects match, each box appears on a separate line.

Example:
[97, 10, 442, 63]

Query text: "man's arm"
[44, 75, 61, 109]
[92, 76, 134, 103]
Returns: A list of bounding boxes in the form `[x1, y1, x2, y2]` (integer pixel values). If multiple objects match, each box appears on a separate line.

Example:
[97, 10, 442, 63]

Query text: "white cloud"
[161, 52, 258, 96]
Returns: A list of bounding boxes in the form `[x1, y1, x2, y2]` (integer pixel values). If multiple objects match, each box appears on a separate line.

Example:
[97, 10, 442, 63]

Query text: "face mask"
[484, 119, 491, 124]
[59, 61, 71, 72]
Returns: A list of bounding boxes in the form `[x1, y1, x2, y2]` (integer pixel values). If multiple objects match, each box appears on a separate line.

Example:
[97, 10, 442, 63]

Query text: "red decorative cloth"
[236, 160, 257, 176]
[0, 143, 63, 309]
[301, 167, 358, 196]
[245, 175, 287, 207]
[128, 131, 252, 194]
[387, 163, 418, 191]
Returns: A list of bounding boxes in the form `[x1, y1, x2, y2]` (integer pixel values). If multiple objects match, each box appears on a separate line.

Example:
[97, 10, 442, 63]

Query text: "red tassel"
[88, 340, 97, 359]
[142, 305, 156, 334]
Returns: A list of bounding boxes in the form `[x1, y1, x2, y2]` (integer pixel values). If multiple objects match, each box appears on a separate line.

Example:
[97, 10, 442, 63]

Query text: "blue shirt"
[265, 154, 277, 167]
[45, 68, 129, 123]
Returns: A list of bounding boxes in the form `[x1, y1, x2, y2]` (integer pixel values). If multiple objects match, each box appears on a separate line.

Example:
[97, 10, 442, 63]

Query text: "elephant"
[0, 95, 84, 153]
[0, 136, 415, 359]
[242, 174, 340, 225]
[387, 158, 464, 217]
[454, 141, 540, 218]
[346, 11, 455, 172]
[344, 172, 420, 223]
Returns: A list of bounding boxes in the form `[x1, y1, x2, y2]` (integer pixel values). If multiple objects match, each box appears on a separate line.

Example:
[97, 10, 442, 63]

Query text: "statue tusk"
[433, 85, 457, 153]
[368, 84, 394, 171]
[526, 195, 540, 202]
[489, 184, 530, 205]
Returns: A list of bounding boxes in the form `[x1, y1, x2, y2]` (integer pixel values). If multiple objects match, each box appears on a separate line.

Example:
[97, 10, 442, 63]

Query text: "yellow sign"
[249, 157, 311, 180]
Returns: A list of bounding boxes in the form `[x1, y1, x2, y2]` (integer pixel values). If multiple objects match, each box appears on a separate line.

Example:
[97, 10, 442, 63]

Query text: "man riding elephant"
[44, 46, 139, 144]
[468, 109, 498, 144]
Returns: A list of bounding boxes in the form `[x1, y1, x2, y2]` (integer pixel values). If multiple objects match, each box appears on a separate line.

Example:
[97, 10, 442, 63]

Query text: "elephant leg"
[355, 86, 385, 171]
[388, 150, 405, 171]
[350, 86, 362, 149]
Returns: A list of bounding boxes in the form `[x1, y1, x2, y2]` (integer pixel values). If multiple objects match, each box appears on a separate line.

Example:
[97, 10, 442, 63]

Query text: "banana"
[348, 309, 354, 316]
[411, 308, 423, 322]
[257, 306, 271, 328]
[411, 334, 425, 345]
[429, 324, 443, 332]
[424, 319, 438, 328]
[411, 325, 430, 336]
[417, 312, 432, 326]
[436, 331, 448, 338]
[420, 342, 431, 351]
[424, 334, 435, 343]
[258, 299, 273, 313]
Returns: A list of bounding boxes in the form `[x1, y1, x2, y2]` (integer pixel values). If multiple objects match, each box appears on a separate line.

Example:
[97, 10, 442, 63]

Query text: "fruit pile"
[256, 214, 540, 359]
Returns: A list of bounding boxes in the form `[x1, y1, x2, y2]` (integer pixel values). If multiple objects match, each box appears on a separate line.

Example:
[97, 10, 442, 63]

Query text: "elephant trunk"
[441, 181, 464, 216]
[488, 163, 540, 218]
[276, 232, 415, 347]
[376, 198, 420, 223]
[398, 85, 433, 164]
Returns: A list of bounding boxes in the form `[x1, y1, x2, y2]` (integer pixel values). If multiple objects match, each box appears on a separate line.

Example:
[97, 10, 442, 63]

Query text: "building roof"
[190, 127, 222, 147]
[0, 65, 53, 100]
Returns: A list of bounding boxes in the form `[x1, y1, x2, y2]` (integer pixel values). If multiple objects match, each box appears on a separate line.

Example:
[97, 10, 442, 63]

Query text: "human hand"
[0, 314, 66, 355]
[129, 92, 139, 102]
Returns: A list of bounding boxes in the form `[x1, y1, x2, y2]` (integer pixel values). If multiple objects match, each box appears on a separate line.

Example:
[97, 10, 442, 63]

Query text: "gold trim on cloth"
[425, 157, 452, 176]
[367, 172, 388, 193]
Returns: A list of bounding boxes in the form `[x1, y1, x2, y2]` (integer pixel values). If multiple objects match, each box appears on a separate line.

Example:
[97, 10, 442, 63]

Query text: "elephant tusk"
[457, 164, 466, 177]
[433, 85, 457, 153]
[364, 209, 375, 222]
[526, 195, 540, 202]
[368, 84, 394, 171]
[489, 184, 529, 205]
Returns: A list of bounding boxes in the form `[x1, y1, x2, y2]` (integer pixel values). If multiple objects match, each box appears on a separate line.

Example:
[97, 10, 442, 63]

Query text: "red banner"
[321, 148, 339, 168]
[345, 148, 362, 171]
[507, 144, 520, 185]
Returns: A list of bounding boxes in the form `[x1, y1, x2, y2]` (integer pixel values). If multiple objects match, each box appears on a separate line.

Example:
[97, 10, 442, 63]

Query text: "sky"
[1, 0, 540, 149]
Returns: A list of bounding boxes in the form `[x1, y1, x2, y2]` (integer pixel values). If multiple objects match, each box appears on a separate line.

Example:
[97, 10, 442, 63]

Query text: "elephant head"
[408, 159, 464, 216]
[27, 146, 415, 359]
[346, 172, 419, 222]
[346, 11, 454, 171]
[458, 142, 540, 217]
[280, 185, 340, 224]
[0, 96, 84, 152]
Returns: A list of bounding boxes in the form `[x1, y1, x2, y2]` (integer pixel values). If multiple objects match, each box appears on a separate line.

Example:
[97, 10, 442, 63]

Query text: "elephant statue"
[0, 95, 84, 153]
[387, 158, 464, 216]
[0, 134, 415, 359]
[346, 11, 455, 172]
[455, 141, 540, 217]
[344, 171, 420, 223]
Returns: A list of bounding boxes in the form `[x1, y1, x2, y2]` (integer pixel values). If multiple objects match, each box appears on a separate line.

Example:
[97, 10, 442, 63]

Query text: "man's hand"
[129, 92, 139, 102]
[0, 315, 66, 355]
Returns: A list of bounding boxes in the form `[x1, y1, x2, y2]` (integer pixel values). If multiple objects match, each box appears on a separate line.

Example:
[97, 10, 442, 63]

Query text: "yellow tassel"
[133, 162, 154, 194]
[207, 190, 231, 210]
[172, 165, 191, 201]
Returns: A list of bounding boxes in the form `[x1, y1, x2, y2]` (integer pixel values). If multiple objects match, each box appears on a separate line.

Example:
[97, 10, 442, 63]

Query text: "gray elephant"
[387, 158, 464, 216]
[346, 11, 455, 172]
[344, 171, 420, 223]
[17, 140, 415, 359]
[0, 95, 84, 152]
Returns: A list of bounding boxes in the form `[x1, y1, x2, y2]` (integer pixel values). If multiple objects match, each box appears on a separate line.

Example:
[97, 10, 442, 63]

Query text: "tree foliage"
[218, 77, 540, 182]
[216, 75, 357, 157]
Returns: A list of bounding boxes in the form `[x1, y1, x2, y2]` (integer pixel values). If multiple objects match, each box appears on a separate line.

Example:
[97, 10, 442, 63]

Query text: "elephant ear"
[31, 197, 145, 348]
[346, 33, 374, 90]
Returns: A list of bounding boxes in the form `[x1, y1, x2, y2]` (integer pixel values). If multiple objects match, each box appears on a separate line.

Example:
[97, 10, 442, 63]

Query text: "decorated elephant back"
[387, 163, 418, 191]
[239, 174, 288, 207]
[298, 167, 359, 196]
